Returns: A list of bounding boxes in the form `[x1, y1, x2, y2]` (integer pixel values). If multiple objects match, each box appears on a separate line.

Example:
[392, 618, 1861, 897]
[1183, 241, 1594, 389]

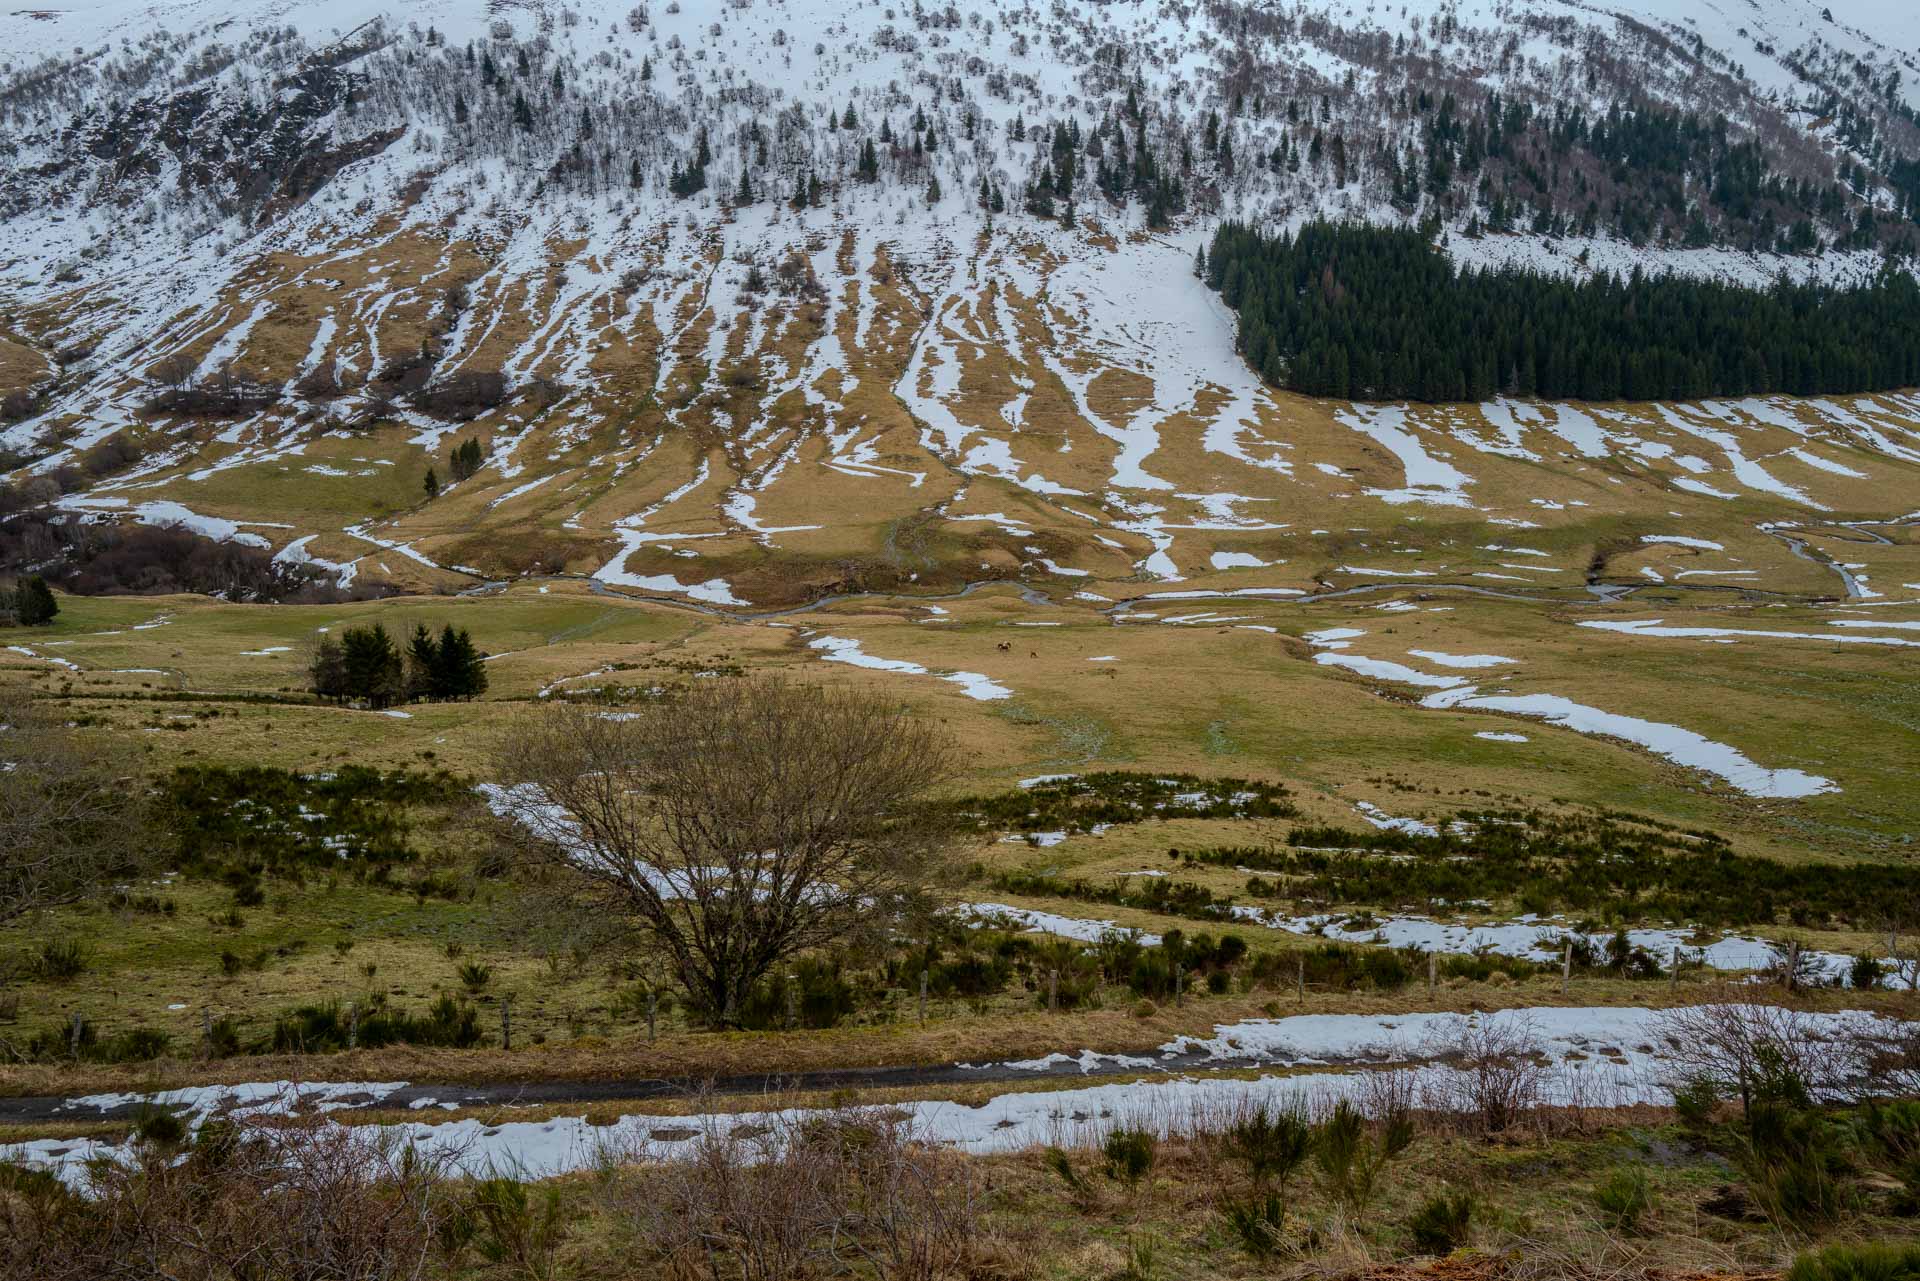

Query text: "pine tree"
[640, 56, 652, 81]
[439, 625, 488, 699]
[927, 173, 942, 204]
[406, 625, 439, 700]
[857, 138, 879, 183]
[13, 576, 57, 626]
[807, 173, 821, 206]
[423, 467, 439, 498]
[737, 167, 753, 205]
[1011, 113, 1026, 142]
[512, 90, 533, 132]
[550, 65, 563, 97]
[516, 48, 530, 77]
[309, 636, 347, 700]
[339, 625, 404, 709]
[841, 101, 857, 129]
[579, 106, 592, 140]
[630, 156, 643, 189]
[453, 92, 468, 125]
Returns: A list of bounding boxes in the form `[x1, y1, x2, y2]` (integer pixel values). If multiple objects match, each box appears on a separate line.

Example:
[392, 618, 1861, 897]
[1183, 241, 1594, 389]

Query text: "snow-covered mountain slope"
[1, 0, 1918, 604]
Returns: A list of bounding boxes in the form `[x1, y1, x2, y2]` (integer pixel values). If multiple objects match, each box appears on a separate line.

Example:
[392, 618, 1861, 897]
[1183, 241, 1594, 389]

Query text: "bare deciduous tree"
[492, 679, 955, 1024]
[1655, 999, 1861, 1111]
[0, 687, 157, 926]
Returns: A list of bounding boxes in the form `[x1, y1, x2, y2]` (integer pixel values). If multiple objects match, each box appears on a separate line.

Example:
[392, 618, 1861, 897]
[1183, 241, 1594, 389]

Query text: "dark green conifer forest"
[1205, 220, 1920, 403]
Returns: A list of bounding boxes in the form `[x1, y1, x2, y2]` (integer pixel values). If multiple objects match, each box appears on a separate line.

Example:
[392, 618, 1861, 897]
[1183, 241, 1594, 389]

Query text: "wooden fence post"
[500, 996, 512, 1051]
[647, 991, 657, 1042]
[919, 969, 928, 1022]
[1561, 941, 1572, 995]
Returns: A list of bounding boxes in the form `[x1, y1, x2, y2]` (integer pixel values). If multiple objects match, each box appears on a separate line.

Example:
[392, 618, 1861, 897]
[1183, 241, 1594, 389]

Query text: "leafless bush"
[1421, 1014, 1549, 1134]
[1655, 1001, 1861, 1111]
[5, 1115, 461, 1281]
[0, 687, 158, 927]
[293, 359, 342, 400]
[411, 369, 508, 420]
[596, 1106, 991, 1281]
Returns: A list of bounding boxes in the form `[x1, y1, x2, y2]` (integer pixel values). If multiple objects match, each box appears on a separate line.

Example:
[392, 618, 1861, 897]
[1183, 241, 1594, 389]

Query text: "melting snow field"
[11, 1006, 1907, 1187]
[807, 635, 1011, 701]
[1306, 628, 1836, 798]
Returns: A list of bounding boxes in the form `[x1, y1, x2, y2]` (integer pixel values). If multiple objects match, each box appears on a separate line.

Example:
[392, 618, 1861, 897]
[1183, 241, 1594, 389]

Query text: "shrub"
[465, 1176, 565, 1277]
[1409, 1189, 1473, 1253]
[132, 1106, 187, 1150]
[1043, 1146, 1087, 1195]
[458, 961, 492, 991]
[1315, 1101, 1413, 1214]
[28, 937, 87, 981]
[1593, 1166, 1655, 1232]
[1786, 1243, 1920, 1281]
[1673, 1075, 1719, 1132]
[1225, 1103, 1314, 1198]
[1222, 1192, 1287, 1257]
[1103, 1128, 1157, 1189]
[1737, 1056, 1856, 1231]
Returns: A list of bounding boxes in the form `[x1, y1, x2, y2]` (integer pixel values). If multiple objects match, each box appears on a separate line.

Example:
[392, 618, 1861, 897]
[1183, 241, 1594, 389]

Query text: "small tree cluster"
[404, 623, 488, 701]
[311, 622, 486, 707]
[448, 437, 487, 480]
[0, 575, 58, 626]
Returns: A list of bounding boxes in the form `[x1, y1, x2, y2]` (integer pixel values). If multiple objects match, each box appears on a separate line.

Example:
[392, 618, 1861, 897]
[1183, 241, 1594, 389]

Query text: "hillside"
[0, 0, 1917, 606]
[5, 4, 1920, 1275]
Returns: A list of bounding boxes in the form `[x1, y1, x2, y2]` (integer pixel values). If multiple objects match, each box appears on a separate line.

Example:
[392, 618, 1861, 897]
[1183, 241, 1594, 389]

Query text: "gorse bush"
[1205, 806, 1920, 933]
[1408, 1189, 1473, 1253]
[1787, 1243, 1920, 1281]
[263, 995, 483, 1053]
[947, 771, 1295, 839]
[27, 936, 87, 980]
[162, 764, 465, 871]
[1592, 1166, 1655, 1232]
[1222, 1192, 1287, 1257]
[1225, 1103, 1314, 1198]
[1737, 1048, 1856, 1231]
[1102, 1128, 1157, 1189]
[1315, 1101, 1414, 1214]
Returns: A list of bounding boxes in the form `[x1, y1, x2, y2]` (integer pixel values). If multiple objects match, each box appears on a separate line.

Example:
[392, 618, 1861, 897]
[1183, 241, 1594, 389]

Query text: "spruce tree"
[927, 173, 941, 204]
[440, 625, 488, 698]
[309, 636, 347, 700]
[737, 167, 753, 205]
[424, 467, 439, 498]
[512, 90, 533, 132]
[406, 625, 439, 700]
[339, 625, 404, 708]
[14, 576, 57, 626]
